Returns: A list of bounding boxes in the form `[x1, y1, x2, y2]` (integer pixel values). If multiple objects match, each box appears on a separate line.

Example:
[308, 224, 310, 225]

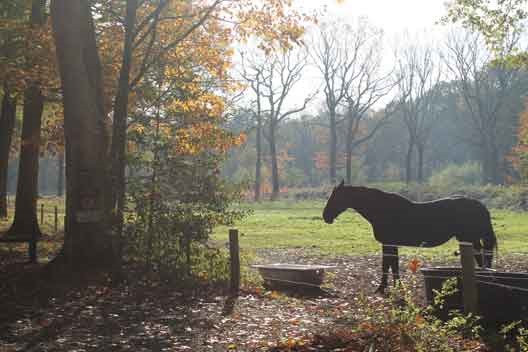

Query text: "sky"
[235, 0, 454, 114]
[289, 0, 452, 112]
[299, 0, 449, 35]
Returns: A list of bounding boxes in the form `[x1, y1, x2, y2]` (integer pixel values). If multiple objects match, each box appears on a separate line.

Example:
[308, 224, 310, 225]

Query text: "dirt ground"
[0, 248, 526, 351]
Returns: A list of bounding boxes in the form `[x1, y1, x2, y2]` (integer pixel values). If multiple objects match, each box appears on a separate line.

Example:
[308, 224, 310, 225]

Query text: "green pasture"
[213, 200, 528, 260]
[0, 196, 65, 234]
[1, 197, 526, 263]
[0, 196, 65, 260]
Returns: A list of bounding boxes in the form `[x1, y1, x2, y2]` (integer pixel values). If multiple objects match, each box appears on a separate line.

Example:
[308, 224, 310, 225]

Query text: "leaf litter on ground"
[1, 248, 525, 351]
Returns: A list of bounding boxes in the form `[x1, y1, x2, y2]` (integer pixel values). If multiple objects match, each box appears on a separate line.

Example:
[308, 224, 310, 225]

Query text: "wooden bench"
[0, 236, 38, 263]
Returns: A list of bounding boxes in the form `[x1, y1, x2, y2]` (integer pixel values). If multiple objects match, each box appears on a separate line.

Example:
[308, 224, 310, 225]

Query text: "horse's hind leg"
[389, 246, 400, 286]
[375, 245, 391, 293]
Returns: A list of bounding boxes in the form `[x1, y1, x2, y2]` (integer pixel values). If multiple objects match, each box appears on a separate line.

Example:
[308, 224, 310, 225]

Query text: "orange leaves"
[118, 0, 313, 161]
[169, 93, 225, 119]
[0, 18, 59, 95]
[175, 122, 245, 156]
[313, 152, 347, 171]
[232, 0, 314, 53]
[40, 103, 65, 156]
[407, 258, 422, 274]
[414, 314, 425, 326]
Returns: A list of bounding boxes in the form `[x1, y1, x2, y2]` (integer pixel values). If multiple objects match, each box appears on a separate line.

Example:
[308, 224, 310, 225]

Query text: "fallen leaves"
[0, 249, 514, 351]
[408, 258, 422, 273]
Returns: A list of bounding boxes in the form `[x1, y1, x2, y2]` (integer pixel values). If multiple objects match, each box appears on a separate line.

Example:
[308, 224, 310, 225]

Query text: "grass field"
[0, 195, 65, 233]
[0, 196, 65, 260]
[213, 200, 528, 260]
[2, 197, 527, 262]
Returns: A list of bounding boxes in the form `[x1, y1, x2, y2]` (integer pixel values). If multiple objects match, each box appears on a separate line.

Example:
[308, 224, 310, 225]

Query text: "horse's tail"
[482, 228, 498, 268]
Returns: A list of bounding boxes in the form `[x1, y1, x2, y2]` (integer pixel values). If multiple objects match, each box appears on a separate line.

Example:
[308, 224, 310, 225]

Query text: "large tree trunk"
[254, 113, 262, 202]
[6, 0, 45, 237]
[110, 0, 138, 233]
[51, 0, 115, 268]
[269, 123, 280, 200]
[0, 90, 17, 219]
[329, 109, 337, 184]
[7, 86, 44, 237]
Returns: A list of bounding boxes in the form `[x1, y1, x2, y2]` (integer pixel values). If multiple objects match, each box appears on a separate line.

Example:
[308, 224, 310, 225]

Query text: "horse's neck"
[342, 187, 380, 223]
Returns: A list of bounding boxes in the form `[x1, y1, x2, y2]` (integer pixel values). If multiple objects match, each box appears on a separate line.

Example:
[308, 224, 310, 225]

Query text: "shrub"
[124, 151, 250, 280]
[271, 276, 488, 351]
[429, 162, 483, 189]
[348, 182, 528, 211]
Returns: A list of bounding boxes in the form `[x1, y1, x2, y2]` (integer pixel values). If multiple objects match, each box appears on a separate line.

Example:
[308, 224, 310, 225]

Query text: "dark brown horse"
[322, 181, 497, 293]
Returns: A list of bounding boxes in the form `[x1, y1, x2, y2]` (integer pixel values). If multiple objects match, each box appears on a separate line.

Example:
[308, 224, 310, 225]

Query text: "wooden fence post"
[460, 242, 478, 315]
[54, 206, 58, 233]
[29, 237, 37, 264]
[229, 229, 240, 295]
[40, 203, 44, 225]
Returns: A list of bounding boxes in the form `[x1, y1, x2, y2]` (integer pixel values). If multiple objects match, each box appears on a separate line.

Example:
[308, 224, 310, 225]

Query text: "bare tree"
[341, 32, 398, 184]
[444, 30, 525, 184]
[310, 18, 382, 184]
[240, 56, 266, 201]
[394, 36, 443, 183]
[242, 48, 313, 200]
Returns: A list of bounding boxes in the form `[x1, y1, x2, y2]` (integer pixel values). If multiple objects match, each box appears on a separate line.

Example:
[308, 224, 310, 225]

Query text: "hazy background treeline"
[5, 21, 528, 206]
[223, 81, 523, 189]
[220, 23, 528, 201]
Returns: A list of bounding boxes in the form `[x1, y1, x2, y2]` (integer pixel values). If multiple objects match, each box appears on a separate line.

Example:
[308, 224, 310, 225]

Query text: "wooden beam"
[460, 242, 478, 314]
[229, 229, 240, 295]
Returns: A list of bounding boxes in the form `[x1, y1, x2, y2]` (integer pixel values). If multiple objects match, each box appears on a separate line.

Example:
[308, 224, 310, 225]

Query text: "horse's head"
[323, 180, 346, 224]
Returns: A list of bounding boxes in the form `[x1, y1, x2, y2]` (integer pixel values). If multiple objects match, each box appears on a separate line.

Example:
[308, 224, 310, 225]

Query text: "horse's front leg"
[375, 245, 391, 294]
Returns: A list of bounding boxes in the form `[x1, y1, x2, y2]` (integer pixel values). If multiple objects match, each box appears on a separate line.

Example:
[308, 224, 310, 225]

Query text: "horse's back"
[378, 196, 489, 244]
[416, 196, 492, 233]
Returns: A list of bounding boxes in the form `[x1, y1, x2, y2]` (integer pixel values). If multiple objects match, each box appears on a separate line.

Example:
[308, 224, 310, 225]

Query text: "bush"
[124, 151, 250, 281]
[271, 276, 488, 351]
[342, 181, 528, 211]
[429, 162, 483, 189]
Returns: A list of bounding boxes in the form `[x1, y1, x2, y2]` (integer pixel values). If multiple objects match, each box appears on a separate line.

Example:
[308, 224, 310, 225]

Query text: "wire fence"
[375, 242, 528, 301]
[4, 195, 65, 235]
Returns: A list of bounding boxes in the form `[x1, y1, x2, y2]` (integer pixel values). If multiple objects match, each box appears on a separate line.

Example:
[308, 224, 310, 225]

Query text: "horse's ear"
[338, 179, 344, 188]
